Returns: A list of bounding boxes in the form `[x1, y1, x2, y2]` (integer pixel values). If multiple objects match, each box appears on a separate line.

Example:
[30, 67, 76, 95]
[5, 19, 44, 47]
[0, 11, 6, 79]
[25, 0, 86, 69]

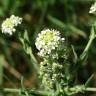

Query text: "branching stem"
[80, 27, 96, 61]
[1, 87, 96, 96]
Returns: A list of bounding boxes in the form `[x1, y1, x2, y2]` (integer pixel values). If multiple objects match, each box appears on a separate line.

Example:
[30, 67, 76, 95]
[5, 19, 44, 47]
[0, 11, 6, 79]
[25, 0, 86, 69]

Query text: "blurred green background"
[0, 0, 96, 96]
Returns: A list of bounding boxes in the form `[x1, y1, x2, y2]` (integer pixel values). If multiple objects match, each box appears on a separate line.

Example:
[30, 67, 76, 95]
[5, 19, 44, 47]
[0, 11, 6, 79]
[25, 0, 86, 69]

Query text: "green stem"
[1, 87, 96, 96]
[29, 52, 39, 72]
[85, 87, 96, 92]
[0, 88, 51, 96]
[2, 88, 20, 93]
[80, 27, 96, 61]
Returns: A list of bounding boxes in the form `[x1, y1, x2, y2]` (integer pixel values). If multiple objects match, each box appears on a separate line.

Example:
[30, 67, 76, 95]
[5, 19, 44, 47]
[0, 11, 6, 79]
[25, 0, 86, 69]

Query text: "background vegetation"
[0, 0, 96, 96]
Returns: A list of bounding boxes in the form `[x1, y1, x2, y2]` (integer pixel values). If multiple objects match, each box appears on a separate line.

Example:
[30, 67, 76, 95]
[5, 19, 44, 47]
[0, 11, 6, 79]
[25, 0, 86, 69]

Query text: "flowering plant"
[1, 2, 96, 96]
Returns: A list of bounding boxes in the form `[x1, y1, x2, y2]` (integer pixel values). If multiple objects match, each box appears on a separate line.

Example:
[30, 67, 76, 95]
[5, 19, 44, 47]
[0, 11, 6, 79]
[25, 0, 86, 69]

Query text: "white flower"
[89, 2, 96, 14]
[1, 15, 22, 35]
[35, 29, 65, 57]
[10, 15, 22, 26]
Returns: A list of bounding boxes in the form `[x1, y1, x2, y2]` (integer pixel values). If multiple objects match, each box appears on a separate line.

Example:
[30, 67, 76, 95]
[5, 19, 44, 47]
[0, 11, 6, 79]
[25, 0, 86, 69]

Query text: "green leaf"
[47, 15, 66, 29]
[71, 45, 78, 63]
[68, 24, 87, 38]
[85, 74, 94, 87]
[47, 15, 87, 38]
[19, 30, 39, 73]
[80, 27, 96, 62]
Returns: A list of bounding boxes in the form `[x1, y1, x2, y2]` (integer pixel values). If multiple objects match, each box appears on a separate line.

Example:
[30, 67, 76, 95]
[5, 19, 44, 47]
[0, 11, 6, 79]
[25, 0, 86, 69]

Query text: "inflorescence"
[1, 15, 22, 35]
[35, 29, 65, 59]
[35, 29, 70, 95]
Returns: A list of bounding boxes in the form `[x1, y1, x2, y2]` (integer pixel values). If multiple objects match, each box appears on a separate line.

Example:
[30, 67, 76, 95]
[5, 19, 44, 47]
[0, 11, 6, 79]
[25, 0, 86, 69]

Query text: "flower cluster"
[36, 29, 70, 95]
[1, 15, 22, 35]
[35, 29, 65, 58]
[39, 59, 71, 95]
[40, 60, 64, 88]
[89, 2, 96, 14]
